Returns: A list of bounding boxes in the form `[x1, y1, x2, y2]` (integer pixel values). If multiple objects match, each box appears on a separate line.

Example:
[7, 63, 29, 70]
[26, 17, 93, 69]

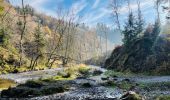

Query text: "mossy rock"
[20, 80, 44, 88]
[120, 91, 143, 100]
[1, 87, 41, 98]
[92, 69, 103, 76]
[57, 72, 71, 78]
[101, 77, 109, 81]
[41, 86, 67, 95]
[1, 80, 70, 98]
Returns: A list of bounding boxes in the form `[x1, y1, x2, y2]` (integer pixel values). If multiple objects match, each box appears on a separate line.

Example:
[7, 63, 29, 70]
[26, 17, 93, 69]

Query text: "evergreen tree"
[136, 1, 144, 36]
[34, 22, 45, 57]
[152, 20, 160, 40]
[30, 21, 45, 69]
[122, 12, 137, 47]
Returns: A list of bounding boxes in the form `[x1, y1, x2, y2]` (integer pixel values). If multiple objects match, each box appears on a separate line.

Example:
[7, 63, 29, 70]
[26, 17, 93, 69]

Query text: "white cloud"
[70, 0, 87, 15]
[119, 0, 154, 14]
[81, 7, 110, 27]
[92, 0, 100, 9]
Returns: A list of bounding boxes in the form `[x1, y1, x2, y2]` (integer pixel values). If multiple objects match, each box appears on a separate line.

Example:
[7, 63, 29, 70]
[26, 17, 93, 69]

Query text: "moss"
[138, 82, 170, 91]
[0, 78, 16, 91]
[34, 65, 47, 70]
[1, 80, 70, 98]
[120, 91, 143, 100]
[54, 75, 75, 81]
[104, 70, 133, 77]
[78, 67, 90, 76]
[63, 63, 91, 78]
[156, 95, 170, 100]
[118, 81, 134, 90]
[57, 71, 71, 78]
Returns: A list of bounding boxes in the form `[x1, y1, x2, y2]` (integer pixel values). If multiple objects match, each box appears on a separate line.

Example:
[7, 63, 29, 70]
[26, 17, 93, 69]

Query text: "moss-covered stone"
[120, 91, 143, 100]
[1, 80, 70, 98]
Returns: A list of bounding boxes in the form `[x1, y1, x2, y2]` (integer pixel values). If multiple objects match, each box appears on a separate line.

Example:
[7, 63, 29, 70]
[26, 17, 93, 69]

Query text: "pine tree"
[34, 22, 45, 57]
[30, 21, 45, 69]
[152, 20, 160, 41]
[122, 12, 137, 47]
[136, 1, 144, 36]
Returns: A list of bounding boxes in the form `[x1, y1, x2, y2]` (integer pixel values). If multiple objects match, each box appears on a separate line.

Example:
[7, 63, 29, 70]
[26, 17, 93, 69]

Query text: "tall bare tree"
[110, 0, 122, 30]
[18, 0, 27, 67]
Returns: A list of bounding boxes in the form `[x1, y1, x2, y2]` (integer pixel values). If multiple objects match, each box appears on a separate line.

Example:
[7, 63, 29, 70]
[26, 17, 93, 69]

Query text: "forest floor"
[0, 65, 170, 100]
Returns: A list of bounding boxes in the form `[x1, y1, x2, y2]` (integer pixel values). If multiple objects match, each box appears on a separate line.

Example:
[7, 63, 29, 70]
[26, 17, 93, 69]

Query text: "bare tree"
[46, 8, 79, 67]
[97, 23, 109, 58]
[18, 0, 27, 67]
[110, 0, 122, 30]
[155, 0, 161, 21]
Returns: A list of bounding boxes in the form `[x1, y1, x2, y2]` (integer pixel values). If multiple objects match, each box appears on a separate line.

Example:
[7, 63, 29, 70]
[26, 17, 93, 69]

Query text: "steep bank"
[105, 36, 170, 75]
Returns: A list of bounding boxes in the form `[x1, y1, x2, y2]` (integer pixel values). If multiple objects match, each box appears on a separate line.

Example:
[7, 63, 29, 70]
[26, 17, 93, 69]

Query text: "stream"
[0, 65, 170, 100]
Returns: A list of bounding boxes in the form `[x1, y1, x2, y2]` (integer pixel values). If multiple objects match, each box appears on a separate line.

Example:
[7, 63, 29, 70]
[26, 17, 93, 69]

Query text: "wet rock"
[113, 78, 118, 81]
[123, 78, 131, 82]
[1, 87, 41, 98]
[23, 80, 44, 88]
[92, 69, 103, 76]
[1, 80, 70, 98]
[82, 82, 92, 88]
[113, 75, 118, 78]
[76, 76, 87, 79]
[120, 91, 144, 100]
[62, 73, 71, 78]
[101, 77, 109, 81]
[57, 72, 71, 78]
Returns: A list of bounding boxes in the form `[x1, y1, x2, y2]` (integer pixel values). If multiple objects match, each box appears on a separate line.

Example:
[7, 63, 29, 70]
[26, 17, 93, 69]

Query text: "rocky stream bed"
[0, 65, 169, 100]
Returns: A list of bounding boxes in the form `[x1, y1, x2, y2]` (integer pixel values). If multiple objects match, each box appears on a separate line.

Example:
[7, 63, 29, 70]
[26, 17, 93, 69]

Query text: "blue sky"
[9, 0, 167, 28]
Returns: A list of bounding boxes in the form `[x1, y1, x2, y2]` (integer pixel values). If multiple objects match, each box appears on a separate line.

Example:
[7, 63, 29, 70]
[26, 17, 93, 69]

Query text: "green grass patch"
[138, 82, 170, 91]
[118, 81, 134, 90]
[104, 70, 133, 77]
[156, 95, 170, 100]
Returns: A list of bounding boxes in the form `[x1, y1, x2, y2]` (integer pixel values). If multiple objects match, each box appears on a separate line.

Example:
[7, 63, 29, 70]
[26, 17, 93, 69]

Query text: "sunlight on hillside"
[0, 0, 169, 99]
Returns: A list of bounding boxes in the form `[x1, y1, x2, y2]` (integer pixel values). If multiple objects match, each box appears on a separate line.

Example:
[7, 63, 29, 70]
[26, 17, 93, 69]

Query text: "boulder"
[120, 91, 144, 100]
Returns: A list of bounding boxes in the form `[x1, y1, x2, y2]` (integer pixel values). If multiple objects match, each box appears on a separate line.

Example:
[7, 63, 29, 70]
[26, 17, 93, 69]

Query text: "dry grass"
[0, 78, 16, 90]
